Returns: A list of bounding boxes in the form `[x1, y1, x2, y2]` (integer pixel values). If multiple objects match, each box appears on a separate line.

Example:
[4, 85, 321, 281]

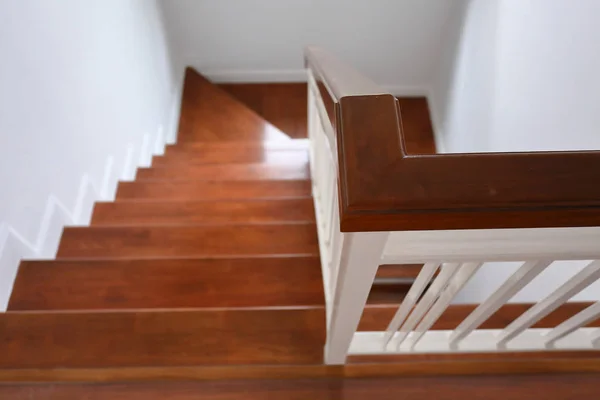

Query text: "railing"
[305, 46, 600, 366]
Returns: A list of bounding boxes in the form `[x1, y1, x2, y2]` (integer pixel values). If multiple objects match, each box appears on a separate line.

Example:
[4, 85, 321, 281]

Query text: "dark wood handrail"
[305, 46, 600, 232]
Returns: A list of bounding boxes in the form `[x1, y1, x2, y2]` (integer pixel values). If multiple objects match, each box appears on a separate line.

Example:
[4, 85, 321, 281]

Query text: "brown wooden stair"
[1, 68, 329, 378]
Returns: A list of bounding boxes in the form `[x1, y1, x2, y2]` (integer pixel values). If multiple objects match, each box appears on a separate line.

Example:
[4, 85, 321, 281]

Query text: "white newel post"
[325, 231, 388, 364]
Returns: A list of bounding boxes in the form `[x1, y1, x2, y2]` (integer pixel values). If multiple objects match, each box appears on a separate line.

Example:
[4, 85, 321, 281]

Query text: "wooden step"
[153, 150, 308, 167]
[9, 256, 324, 310]
[3, 374, 600, 400]
[0, 308, 325, 369]
[116, 180, 312, 201]
[165, 140, 309, 154]
[91, 198, 315, 226]
[135, 163, 309, 181]
[57, 223, 319, 259]
[158, 141, 308, 165]
[177, 68, 291, 142]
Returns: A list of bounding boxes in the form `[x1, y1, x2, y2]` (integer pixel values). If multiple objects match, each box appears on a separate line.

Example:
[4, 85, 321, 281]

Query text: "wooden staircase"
[2, 68, 327, 371]
[1, 68, 598, 398]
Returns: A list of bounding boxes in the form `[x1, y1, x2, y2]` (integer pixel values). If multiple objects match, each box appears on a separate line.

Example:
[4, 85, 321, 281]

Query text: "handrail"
[305, 46, 600, 232]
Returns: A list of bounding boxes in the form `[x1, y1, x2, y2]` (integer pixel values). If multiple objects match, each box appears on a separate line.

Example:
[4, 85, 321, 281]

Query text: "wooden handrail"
[305, 46, 600, 232]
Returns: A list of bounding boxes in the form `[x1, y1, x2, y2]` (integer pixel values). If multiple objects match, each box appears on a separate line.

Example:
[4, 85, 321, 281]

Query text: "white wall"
[160, 0, 463, 93]
[429, 0, 497, 153]
[0, 0, 182, 309]
[431, 0, 600, 303]
[432, 0, 600, 153]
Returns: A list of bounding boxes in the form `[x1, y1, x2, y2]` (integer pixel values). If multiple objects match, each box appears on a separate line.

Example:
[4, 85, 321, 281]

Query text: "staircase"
[1, 67, 599, 398]
[1, 68, 326, 369]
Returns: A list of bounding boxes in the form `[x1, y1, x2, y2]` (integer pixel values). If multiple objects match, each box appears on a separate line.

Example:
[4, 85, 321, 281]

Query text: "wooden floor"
[2, 68, 599, 396]
[3, 375, 600, 399]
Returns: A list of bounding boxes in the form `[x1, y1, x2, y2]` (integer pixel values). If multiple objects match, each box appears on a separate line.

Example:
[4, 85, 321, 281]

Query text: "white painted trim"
[70, 178, 97, 227]
[382, 85, 431, 97]
[153, 125, 165, 156]
[200, 68, 308, 83]
[383, 227, 600, 264]
[166, 81, 184, 145]
[383, 262, 441, 346]
[138, 132, 153, 168]
[325, 232, 389, 364]
[450, 260, 552, 345]
[0, 131, 168, 310]
[350, 328, 599, 355]
[425, 89, 448, 153]
[0, 172, 102, 309]
[121, 143, 137, 182]
[100, 155, 117, 201]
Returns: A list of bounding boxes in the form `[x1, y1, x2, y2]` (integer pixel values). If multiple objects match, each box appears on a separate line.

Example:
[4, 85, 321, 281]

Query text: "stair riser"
[10, 257, 324, 310]
[115, 180, 312, 201]
[153, 150, 308, 166]
[91, 199, 315, 225]
[57, 224, 319, 258]
[135, 164, 309, 181]
[0, 309, 325, 368]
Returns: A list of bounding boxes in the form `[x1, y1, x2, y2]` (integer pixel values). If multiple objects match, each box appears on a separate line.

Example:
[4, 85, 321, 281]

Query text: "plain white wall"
[432, 0, 600, 153]
[490, 0, 600, 152]
[160, 0, 463, 92]
[429, 0, 497, 153]
[431, 0, 600, 303]
[0, 0, 181, 308]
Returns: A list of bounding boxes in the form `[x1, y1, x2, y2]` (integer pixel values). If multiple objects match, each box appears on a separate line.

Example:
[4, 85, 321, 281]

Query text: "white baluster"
[544, 302, 600, 346]
[407, 262, 482, 349]
[393, 263, 462, 348]
[382, 262, 440, 348]
[325, 232, 389, 364]
[497, 260, 600, 346]
[450, 260, 552, 345]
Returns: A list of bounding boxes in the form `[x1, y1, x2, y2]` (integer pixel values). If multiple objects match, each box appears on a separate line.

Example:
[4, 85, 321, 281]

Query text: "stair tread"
[57, 223, 319, 259]
[162, 140, 309, 163]
[177, 68, 291, 142]
[91, 198, 315, 225]
[3, 374, 600, 399]
[0, 308, 325, 369]
[165, 139, 309, 152]
[9, 256, 324, 310]
[136, 163, 309, 181]
[153, 149, 309, 166]
[116, 180, 312, 201]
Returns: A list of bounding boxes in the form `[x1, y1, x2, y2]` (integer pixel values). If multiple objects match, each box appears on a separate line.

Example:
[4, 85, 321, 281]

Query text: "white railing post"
[325, 231, 388, 364]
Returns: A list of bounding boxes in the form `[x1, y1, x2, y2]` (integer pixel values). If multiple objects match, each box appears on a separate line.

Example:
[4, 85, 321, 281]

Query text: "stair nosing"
[5, 305, 326, 315]
[52, 253, 321, 262]
[21, 254, 321, 263]
[122, 178, 311, 183]
[94, 196, 314, 205]
[64, 221, 317, 229]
